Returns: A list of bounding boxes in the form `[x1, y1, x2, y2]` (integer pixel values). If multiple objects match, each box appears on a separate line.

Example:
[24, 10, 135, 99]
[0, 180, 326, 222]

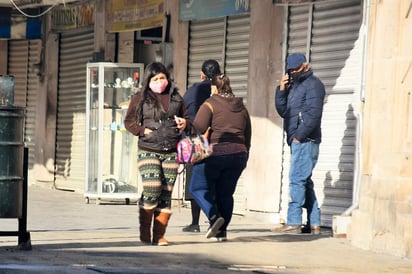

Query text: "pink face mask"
[149, 80, 168, 94]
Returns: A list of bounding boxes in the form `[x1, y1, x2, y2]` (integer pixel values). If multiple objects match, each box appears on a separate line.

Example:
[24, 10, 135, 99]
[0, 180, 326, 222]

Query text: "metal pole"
[18, 147, 31, 250]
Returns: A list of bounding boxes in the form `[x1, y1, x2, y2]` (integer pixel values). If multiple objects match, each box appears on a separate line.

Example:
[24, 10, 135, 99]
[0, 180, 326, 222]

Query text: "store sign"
[179, 0, 250, 21]
[0, 7, 41, 39]
[106, 0, 164, 33]
[51, 2, 95, 31]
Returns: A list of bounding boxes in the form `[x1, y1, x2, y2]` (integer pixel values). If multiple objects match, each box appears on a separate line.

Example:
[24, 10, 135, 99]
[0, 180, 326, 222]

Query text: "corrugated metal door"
[54, 28, 94, 191]
[186, 14, 250, 214]
[225, 15, 250, 101]
[7, 40, 28, 107]
[187, 18, 225, 87]
[8, 39, 41, 169]
[280, 0, 362, 226]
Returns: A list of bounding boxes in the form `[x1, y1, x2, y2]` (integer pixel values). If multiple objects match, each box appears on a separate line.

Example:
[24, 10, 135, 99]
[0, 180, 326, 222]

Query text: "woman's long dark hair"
[135, 62, 171, 122]
[211, 73, 233, 96]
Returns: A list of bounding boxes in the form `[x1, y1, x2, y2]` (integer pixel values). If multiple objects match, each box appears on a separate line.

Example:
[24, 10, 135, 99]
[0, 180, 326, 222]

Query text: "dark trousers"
[190, 152, 247, 231]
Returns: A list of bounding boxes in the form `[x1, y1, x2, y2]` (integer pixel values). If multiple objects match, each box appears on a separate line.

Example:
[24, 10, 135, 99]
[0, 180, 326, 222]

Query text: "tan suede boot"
[139, 207, 155, 244]
[152, 211, 172, 246]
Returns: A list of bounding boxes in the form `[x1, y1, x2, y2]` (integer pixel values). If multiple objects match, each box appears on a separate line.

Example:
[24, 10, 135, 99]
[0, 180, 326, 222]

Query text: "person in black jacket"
[274, 53, 325, 235]
[124, 62, 190, 246]
[181, 59, 221, 233]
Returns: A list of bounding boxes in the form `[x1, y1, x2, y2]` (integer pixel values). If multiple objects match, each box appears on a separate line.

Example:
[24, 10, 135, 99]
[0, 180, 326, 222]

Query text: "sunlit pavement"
[1, 185, 411, 274]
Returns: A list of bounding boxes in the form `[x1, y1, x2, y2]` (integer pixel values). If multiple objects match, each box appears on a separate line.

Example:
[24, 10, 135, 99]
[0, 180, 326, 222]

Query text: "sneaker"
[214, 231, 227, 242]
[271, 225, 302, 234]
[182, 224, 200, 233]
[206, 217, 225, 239]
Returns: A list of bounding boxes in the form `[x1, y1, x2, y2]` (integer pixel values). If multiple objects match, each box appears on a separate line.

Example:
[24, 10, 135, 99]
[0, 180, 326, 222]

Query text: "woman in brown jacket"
[189, 73, 252, 242]
[124, 62, 189, 246]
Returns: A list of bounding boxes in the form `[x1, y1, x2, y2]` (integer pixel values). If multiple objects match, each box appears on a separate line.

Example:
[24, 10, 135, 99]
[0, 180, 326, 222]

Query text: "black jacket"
[275, 70, 325, 146]
[124, 83, 188, 153]
[183, 80, 211, 122]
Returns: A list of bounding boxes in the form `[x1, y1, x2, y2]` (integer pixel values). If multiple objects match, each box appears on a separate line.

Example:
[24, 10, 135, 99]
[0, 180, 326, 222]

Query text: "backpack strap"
[203, 101, 214, 113]
[202, 101, 213, 139]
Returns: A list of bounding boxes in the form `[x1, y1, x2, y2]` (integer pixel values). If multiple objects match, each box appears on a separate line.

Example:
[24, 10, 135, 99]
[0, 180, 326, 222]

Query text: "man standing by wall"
[274, 53, 325, 234]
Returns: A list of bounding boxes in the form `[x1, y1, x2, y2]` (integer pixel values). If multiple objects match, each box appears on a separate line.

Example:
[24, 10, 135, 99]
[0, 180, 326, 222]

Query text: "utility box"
[85, 62, 144, 205]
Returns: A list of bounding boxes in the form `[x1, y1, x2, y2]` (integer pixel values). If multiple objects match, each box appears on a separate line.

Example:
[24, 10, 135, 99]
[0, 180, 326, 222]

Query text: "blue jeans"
[287, 141, 321, 226]
[189, 152, 248, 232]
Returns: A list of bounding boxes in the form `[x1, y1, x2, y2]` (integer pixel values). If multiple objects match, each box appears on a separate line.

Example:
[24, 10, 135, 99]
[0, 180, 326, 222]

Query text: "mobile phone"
[286, 71, 292, 89]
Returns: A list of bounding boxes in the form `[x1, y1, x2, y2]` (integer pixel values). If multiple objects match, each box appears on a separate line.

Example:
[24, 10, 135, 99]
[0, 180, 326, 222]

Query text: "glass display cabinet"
[85, 62, 144, 204]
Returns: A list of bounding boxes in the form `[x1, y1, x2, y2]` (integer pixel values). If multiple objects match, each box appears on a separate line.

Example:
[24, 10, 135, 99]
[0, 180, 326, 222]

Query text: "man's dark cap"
[286, 53, 307, 70]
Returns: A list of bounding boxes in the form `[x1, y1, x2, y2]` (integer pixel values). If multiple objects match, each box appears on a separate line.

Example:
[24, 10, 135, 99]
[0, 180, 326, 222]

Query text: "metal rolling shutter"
[55, 28, 94, 191]
[187, 18, 225, 88]
[8, 40, 28, 107]
[280, 0, 362, 226]
[225, 14, 250, 101]
[186, 14, 250, 214]
[187, 15, 250, 99]
[8, 39, 41, 169]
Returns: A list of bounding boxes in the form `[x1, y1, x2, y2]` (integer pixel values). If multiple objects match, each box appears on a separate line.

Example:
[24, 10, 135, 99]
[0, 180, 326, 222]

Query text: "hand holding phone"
[279, 73, 290, 91]
[174, 115, 186, 131]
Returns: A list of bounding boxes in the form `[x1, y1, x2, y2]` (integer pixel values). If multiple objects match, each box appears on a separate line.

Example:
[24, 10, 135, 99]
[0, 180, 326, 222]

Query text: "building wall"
[32, 15, 58, 183]
[244, 0, 284, 215]
[349, 0, 412, 258]
[165, 0, 188, 92]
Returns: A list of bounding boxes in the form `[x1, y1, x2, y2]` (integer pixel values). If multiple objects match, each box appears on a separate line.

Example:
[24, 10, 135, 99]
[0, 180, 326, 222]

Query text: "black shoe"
[182, 224, 200, 232]
[206, 217, 225, 239]
[213, 231, 227, 242]
[301, 225, 321, 235]
[301, 225, 311, 234]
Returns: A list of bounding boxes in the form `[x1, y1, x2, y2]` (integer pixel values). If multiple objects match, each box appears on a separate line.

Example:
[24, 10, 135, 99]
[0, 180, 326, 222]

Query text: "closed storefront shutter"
[8, 39, 41, 169]
[187, 18, 225, 87]
[280, 0, 362, 226]
[225, 15, 250, 101]
[186, 14, 250, 214]
[8, 40, 28, 107]
[54, 28, 94, 191]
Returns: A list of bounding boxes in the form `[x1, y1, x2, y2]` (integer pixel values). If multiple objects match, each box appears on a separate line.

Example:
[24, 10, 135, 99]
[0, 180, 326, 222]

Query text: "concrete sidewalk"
[1, 185, 411, 274]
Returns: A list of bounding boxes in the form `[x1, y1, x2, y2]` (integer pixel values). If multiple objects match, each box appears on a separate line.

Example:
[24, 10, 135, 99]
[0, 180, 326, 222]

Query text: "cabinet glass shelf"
[85, 62, 144, 205]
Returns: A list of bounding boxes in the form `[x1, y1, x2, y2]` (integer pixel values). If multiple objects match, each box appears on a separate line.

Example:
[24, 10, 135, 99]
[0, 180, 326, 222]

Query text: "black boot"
[182, 200, 201, 232]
